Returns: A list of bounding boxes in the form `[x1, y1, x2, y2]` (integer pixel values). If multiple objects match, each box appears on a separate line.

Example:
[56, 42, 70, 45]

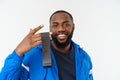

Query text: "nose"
[58, 25, 65, 32]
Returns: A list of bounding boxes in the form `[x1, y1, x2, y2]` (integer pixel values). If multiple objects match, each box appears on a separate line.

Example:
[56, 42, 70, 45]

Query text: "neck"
[51, 41, 71, 53]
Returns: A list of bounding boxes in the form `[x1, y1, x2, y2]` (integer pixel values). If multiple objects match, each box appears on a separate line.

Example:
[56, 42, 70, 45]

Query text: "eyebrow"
[63, 21, 70, 23]
[51, 20, 70, 24]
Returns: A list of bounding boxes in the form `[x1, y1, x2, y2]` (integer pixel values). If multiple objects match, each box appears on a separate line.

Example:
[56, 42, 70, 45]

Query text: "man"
[0, 10, 93, 80]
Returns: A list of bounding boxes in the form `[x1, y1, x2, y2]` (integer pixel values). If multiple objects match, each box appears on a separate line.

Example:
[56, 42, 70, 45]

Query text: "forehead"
[50, 12, 72, 22]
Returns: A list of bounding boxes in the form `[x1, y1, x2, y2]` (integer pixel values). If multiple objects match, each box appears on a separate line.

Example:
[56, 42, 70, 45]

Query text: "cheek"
[50, 28, 55, 32]
[50, 27, 58, 33]
[50, 29, 57, 36]
[67, 28, 73, 34]
[69, 27, 74, 33]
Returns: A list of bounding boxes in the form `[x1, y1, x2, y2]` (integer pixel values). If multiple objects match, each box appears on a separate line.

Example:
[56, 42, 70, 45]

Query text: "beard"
[51, 30, 74, 48]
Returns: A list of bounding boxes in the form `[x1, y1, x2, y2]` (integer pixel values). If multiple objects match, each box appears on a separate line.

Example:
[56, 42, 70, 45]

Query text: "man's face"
[50, 12, 74, 48]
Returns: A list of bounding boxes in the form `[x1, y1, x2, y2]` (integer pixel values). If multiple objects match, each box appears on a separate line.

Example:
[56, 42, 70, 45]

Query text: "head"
[50, 10, 74, 48]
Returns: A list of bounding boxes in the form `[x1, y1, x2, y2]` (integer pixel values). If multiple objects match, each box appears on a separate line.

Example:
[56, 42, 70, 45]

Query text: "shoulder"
[72, 41, 92, 66]
[72, 41, 91, 57]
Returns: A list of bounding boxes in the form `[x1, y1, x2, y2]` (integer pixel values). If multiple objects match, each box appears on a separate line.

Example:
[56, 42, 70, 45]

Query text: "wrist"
[15, 48, 24, 56]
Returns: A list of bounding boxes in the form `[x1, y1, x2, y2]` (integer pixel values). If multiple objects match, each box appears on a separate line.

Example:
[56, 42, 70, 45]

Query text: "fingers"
[31, 36, 42, 48]
[32, 32, 52, 44]
[32, 41, 41, 47]
[30, 25, 44, 34]
[49, 32, 52, 35]
[28, 25, 52, 48]
[49, 32, 52, 40]
[32, 36, 41, 43]
[33, 33, 41, 38]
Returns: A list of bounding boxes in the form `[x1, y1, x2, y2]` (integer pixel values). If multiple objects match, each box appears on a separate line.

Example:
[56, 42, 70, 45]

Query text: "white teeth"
[58, 34, 66, 39]
[58, 34, 65, 37]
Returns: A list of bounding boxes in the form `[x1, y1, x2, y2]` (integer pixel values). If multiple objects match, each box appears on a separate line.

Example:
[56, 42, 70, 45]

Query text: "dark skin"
[50, 12, 74, 53]
[15, 25, 43, 56]
[15, 12, 74, 56]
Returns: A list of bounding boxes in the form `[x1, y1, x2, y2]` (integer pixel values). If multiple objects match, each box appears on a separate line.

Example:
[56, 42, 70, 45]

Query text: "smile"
[58, 34, 66, 40]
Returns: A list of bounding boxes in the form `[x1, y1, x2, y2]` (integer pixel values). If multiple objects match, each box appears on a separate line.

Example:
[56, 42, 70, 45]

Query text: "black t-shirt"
[52, 46, 76, 80]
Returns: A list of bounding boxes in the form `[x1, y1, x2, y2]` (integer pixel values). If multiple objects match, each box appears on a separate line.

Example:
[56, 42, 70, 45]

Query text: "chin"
[51, 34, 72, 48]
[58, 39, 67, 43]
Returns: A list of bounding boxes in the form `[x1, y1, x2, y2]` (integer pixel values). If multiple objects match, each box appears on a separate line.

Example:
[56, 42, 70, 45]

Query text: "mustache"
[51, 30, 73, 48]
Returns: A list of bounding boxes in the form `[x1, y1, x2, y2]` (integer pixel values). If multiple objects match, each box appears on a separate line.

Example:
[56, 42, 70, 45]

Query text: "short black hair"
[49, 10, 74, 23]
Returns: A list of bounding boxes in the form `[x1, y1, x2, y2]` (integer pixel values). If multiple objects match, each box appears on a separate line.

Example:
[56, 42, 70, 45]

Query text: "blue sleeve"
[81, 48, 94, 80]
[88, 53, 93, 80]
[0, 51, 29, 80]
[89, 59, 93, 80]
[89, 73, 93, 80]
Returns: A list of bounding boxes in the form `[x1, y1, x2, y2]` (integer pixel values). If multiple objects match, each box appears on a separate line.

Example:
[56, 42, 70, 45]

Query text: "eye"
[63, 23, 70, 27]
[53, 25, 57, 27]
[52, 23, 58, 27]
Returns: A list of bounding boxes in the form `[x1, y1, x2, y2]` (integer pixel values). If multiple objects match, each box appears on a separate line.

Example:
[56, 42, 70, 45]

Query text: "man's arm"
[88, 53, 93, 80]
[0, 25, 44, 80]
[89, 61, 93, 80]
[0, 51, 29, 80]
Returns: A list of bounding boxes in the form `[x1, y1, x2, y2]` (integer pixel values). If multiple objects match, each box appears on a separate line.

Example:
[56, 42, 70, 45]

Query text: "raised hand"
[15, 25, 43, 56]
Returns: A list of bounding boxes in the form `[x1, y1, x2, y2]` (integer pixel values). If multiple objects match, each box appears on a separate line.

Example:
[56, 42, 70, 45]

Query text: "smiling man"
[0, 10, 93, 80]
[50, 11, 74, 51]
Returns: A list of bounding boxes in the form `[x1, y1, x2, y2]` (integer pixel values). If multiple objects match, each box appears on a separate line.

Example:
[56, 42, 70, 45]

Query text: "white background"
[0, 0, 120, 80]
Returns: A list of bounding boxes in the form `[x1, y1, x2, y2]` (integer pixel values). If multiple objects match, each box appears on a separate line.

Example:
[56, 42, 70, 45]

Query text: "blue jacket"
[0, 42, 93, 80]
